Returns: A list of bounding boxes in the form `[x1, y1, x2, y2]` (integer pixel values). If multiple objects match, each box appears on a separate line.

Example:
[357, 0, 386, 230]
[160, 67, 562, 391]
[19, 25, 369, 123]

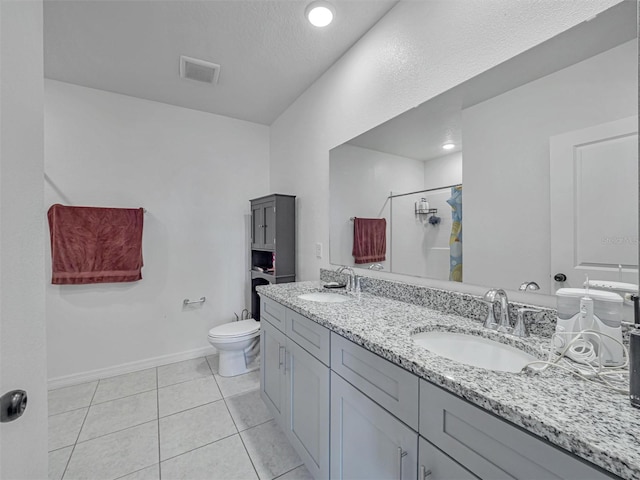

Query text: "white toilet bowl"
[208, 319, 260, 377]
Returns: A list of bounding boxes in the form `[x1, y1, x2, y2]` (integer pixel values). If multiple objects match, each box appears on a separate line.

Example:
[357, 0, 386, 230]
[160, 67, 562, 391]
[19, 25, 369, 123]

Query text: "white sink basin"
[411, 331, 539, 373]
[298, 292, 350, 303]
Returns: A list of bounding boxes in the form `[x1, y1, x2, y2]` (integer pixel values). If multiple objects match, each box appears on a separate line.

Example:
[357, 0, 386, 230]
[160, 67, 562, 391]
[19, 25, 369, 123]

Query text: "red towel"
[352, 218, 386, 264]
[47, 204, 144, 285]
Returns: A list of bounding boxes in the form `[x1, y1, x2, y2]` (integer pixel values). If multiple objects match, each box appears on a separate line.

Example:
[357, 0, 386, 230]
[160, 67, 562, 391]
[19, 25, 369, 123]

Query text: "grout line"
[48, 404, 93, 418]
[159, 431, 240, 463]
[158, 397, 226, 420]
[237, 428, 261, 479]
[59, 379, 99, 479]
[272, 464, 304, 480]
[74, 418, 159, 445]
[90, 387, 158, 407]
[236, 417, 275, 434]
[156, 367, 162, 480]
[157, 372, 216, 391]
[112, 463, 159, 480]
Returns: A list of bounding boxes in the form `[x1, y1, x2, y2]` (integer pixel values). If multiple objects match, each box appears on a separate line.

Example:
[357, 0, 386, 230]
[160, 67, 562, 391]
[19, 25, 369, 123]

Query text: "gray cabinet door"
[263, 201, 276, 250]
[285, 339, 330, 480]
[251, 202, 264, 249]
[418, 437, 478, 480]
[331, 372, 418, 480]
[251, 200, 275, 250]
[260, 318, 287, 421]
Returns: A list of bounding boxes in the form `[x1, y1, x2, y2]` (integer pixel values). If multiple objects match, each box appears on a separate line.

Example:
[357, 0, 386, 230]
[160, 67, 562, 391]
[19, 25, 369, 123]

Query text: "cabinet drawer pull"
[397, 447, 408, 479]
[278, 346, 285, 370]
[419, 465, 432, 479]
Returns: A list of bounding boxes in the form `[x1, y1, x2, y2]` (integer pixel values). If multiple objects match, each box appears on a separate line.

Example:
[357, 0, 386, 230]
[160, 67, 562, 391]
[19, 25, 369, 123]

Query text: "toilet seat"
[208, 319, 260, 340]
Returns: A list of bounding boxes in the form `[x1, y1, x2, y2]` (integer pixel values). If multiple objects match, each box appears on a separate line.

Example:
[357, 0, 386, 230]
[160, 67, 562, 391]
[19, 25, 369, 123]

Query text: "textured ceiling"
[347, 0, 637, 163]
[44, 0, 398, 125]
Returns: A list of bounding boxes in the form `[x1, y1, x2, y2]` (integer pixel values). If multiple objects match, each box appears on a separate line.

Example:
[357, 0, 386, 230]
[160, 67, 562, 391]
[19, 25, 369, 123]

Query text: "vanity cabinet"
[260, 295, 619, 480]
[259, 298, 330, 480]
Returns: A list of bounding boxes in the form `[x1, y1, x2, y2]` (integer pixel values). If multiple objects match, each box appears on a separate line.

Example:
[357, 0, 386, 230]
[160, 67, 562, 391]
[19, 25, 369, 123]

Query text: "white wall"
[0, 1, 48, 478]
[45, 80, 270, 383]
[423, 152, 462, 191]
[462, 39, 637, 293]
[269, 0, 621, 305]
[329, 144, 423, 268]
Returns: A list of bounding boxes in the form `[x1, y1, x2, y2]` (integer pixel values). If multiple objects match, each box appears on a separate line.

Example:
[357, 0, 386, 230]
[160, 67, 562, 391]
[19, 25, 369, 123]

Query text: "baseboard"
[48, 345, 218, 390]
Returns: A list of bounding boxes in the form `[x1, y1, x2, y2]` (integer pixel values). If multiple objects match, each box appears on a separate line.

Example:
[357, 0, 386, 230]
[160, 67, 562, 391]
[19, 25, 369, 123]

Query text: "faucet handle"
[480, 300, 498, 330]
[513, 308, 543, 338]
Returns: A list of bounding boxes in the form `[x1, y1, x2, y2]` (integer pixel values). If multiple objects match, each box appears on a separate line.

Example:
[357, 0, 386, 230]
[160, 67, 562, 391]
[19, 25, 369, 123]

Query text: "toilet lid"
[208, 319, 260, 339]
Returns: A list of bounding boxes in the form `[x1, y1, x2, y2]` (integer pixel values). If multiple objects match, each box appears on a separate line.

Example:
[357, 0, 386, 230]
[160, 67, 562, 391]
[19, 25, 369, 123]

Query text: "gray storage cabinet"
[250, 194, 295, 320]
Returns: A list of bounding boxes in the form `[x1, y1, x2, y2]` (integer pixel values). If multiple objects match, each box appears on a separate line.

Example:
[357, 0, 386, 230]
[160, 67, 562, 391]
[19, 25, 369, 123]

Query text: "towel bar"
[183, 297, 206, 306]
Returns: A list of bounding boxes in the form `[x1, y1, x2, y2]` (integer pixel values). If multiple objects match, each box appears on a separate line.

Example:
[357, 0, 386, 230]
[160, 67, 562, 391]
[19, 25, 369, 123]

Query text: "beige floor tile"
[240, 420, 302, 480]
[161, 435, 257, 480]
[48, 408, 87, 451]
[225, 389, 272, 431]
[158, 375, 221, 417]
[157, 358, 212, 387]
[48, 382, 97, 416]
[93, 368, 157, 404]
[78, 390, 157, 442]
[215, 370, 260, 398]
[159, 400, 237, 460]
[64, 422, 159, 480]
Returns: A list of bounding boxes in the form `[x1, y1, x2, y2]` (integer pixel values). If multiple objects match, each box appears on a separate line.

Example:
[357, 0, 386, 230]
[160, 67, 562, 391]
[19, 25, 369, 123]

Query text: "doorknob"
[0, 390, 27, 423]
[554, 273, 567, 282]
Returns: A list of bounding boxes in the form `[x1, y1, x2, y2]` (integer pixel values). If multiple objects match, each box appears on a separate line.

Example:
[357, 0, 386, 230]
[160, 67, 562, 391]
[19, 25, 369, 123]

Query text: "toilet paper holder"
[183, 297, 206, 306]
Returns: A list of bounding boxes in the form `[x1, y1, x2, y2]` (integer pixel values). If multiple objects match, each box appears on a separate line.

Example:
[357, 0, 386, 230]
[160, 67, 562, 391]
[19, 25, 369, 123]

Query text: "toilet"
[208, 319, 261, 377]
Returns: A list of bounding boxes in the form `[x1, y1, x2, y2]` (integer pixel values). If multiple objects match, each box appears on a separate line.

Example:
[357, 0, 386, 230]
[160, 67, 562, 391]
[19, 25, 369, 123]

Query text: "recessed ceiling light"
[306, 1, 335, 27]
[442, 143, 455, 150]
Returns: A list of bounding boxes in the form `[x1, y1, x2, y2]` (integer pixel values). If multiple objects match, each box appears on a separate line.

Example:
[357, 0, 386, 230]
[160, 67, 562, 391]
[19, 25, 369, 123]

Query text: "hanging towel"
[352, 217, 386, 264]
[47, 204, 144, 285]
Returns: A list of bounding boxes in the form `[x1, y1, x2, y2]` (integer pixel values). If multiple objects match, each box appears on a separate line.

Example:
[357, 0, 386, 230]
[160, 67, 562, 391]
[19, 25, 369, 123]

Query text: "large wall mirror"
[329, 1, 638, 295]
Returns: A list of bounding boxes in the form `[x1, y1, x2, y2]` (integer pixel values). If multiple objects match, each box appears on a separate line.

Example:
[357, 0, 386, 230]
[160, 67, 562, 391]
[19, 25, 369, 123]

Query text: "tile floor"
[48, 356, 313, 480]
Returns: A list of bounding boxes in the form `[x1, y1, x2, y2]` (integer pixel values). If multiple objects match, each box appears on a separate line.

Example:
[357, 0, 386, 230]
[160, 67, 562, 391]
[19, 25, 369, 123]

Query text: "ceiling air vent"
[179, 56, 221, 85]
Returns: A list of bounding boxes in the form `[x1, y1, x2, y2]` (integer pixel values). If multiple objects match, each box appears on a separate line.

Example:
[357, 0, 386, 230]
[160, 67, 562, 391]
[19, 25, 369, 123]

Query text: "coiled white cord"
[524, 329, 629, 394]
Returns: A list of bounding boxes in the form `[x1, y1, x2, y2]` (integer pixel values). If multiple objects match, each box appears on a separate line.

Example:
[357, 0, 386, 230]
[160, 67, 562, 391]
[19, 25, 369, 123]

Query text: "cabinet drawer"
[261, 297, 286, 332]
[285, 308, 330, 366]
[419, 437, 478, 480]
[419, 380, 614, 479]
[331, 333, 419, 429]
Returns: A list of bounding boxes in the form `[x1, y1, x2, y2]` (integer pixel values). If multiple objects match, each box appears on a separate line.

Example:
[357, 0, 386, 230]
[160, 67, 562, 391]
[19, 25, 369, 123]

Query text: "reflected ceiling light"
[306, 1, 335, 27]
[442, 143, 455, 150]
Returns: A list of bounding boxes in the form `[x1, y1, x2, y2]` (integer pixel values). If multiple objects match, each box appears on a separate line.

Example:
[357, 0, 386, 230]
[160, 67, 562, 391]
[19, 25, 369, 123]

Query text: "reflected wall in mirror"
[329, 1, 638, 295]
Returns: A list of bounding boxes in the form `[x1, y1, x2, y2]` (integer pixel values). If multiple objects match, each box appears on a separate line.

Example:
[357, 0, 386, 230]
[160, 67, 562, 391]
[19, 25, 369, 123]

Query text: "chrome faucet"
[483, 288, 511, 333]
[336, 266, 356, 293]
[519, 281, 540, 292]
[368, 263, 384, 270]
[512, 307, 543, 337]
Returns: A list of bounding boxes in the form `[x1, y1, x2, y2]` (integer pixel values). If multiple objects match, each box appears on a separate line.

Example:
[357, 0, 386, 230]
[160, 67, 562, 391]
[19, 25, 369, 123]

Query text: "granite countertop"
[257, 281, 640, 480]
